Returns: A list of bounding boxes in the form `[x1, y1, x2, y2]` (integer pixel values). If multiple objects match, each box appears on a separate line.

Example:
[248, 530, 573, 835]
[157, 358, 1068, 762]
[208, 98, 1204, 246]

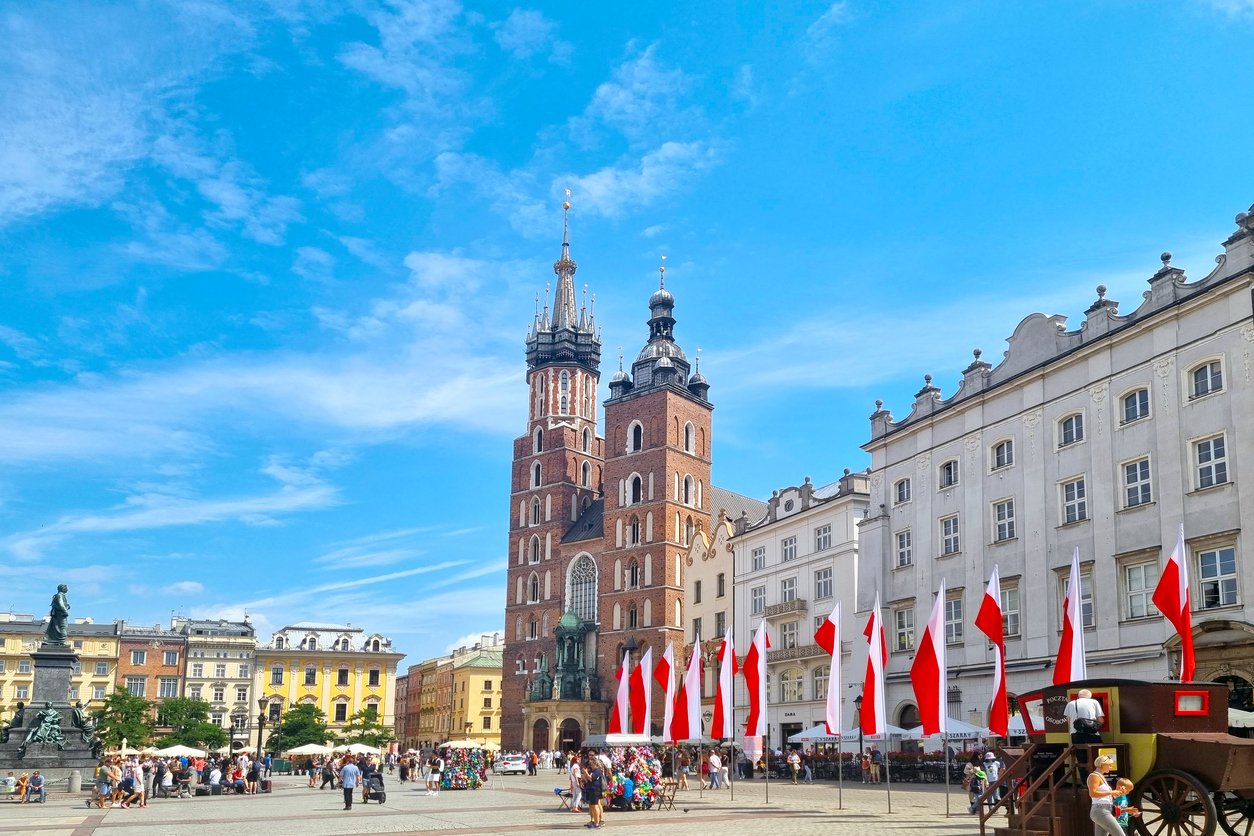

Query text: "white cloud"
[492, 8, 571, 63]
[163, 580, 205, 595]
[292, 246, 336, 283]
[1200, 0, 1254, 14]
[562, 141, 721, 219]
[445, 629, 504, 653]
[570, 44, 692, 147]
[804, 2, 852, 54]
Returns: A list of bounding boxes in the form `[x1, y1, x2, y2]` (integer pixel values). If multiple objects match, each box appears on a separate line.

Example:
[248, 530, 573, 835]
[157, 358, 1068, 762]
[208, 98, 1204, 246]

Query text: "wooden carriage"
[980, 679, 1254, 836]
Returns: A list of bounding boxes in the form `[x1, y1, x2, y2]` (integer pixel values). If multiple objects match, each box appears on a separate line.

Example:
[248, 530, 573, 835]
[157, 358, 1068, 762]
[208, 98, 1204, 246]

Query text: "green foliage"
[91, 690, 154, 748]
[273, 703, 331, 749]
[337, 708, 396, 749]
[154, 698, 230, 749]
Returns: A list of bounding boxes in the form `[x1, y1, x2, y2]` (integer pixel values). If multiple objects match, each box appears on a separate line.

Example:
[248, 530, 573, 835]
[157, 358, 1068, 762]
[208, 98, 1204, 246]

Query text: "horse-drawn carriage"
[979, 679, 1254, 836]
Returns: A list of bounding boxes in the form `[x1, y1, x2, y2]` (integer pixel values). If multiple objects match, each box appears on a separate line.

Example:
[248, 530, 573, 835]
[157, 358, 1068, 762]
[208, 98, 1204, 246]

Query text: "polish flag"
[1152, 524, 1195, 681]
[654, 643, 676, 742]
[629, 647, 654, 736]
[711, 628, 737, 739]
[860, 594, 888, 736]
[670, 634, 703, 742]
[910, 582, 948, 737]
[813, 602, 841, 734]
[744, 621, 771, 738]
[1053, 547, 1088, 685]
[607, 649, 631, 734]
[974, 566, 1009, 737]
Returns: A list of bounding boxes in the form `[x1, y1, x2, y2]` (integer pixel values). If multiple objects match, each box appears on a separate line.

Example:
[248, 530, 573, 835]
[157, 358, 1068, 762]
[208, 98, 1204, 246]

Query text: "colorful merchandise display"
[439, 746, 488, 790]
[605, 745, 663, 809]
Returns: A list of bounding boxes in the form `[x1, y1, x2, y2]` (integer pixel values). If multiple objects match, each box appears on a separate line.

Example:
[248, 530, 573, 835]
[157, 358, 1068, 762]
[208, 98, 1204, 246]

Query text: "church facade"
[500, 210, 756, 751]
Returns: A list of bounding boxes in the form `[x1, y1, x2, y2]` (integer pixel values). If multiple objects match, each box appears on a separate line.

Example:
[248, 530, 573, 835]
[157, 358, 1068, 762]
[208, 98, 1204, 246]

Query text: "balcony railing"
[767, 644, 826, 664]
[763, 598, 808, 618]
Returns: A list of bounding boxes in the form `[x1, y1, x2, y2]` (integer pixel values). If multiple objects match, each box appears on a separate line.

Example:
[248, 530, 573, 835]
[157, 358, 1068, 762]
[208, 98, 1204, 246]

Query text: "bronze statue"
[72, 701, 96, 741]
[44, 584, 70, 646]
[2, 701, 26, 743]
[18, 702, 66, 758]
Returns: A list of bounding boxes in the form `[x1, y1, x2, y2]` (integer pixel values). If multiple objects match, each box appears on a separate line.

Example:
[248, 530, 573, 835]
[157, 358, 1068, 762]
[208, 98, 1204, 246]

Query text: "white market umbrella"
[901, 717, 985, 740]
[287, 743, 335, 755]
[788, 724, 840, 744]
[333, 742, 381, 755]
[839, 723, 909, 742]
[1229, 707, 1254, 729]
[438, 739, 482, 749]
[154, 744, 208, 758]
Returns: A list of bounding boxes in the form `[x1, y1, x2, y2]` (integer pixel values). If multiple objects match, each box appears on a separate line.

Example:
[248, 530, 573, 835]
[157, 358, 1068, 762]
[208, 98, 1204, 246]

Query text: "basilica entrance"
[559, 718, 583, 753]
[532, 718, 550, 753]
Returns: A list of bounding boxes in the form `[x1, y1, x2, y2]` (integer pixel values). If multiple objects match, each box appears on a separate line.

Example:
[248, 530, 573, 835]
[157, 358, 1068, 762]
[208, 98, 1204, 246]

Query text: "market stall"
[436, 741, 488, 790]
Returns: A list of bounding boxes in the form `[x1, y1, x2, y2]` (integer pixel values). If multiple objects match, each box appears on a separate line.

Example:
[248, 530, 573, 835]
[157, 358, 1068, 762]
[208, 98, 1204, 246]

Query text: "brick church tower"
[501, 205, 714, 751]
[501, 201, 605, 750]
[599, 266, 713, 722]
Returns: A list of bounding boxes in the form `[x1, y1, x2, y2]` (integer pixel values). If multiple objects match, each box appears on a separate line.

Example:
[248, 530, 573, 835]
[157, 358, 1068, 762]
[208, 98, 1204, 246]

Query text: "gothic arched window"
[630, 475, 642, 505]
[581, 461, 591, 488]
[531, 498, 541, 525]
[630, 423, 643, 452]
[528, 573, 540, 603]
[568, 555, 598, 623]
[533, 428, 543, 453]
[529, 536, 541, 564]
[532, 462, 542, 487]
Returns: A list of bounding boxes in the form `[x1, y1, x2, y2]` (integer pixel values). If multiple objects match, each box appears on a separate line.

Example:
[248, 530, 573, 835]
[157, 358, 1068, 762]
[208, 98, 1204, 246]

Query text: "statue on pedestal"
[18, 702, 66, 758]
[44, 584, 70, 646]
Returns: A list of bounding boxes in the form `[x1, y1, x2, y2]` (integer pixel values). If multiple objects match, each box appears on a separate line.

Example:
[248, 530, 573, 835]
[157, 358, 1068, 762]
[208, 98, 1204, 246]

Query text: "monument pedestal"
[0, 644, 99, 791]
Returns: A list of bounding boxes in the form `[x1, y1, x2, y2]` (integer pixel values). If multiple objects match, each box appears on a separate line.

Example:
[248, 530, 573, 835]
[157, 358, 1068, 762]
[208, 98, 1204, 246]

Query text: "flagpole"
[836, 734, 843, 809]
[764, 742, 770, 804]
[885, 732, 892, 814]
[943, 730, 950, 817]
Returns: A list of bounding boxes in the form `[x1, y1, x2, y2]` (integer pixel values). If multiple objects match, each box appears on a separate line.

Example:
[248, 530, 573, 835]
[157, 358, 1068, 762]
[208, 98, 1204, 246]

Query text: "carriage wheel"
[1215, 791, 1254, 836]
[1130, 769, 1218, 836]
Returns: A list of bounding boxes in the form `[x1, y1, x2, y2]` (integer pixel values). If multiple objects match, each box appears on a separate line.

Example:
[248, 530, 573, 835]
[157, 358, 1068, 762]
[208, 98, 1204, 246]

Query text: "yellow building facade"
[0, 614, 118, 722]
[451, 643, 504, 747]
[255, 623, 404, 744]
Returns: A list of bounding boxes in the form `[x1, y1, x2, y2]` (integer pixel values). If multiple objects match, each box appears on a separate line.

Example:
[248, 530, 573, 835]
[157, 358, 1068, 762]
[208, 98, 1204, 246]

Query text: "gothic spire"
[552, 189, 578, 331]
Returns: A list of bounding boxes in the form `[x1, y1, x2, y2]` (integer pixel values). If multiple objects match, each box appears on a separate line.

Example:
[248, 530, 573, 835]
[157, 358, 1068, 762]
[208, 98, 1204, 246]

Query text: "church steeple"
[608, 257, 707, 402]
[525, 192, 600, 374]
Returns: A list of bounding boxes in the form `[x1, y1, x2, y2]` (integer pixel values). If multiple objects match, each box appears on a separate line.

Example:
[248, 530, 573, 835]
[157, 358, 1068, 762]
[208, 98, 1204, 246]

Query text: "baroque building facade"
[500, 209, 759, 750]
[255, 622, 403, 740]
[857, 205, 1254, 726]
[729, 471, 869, 747]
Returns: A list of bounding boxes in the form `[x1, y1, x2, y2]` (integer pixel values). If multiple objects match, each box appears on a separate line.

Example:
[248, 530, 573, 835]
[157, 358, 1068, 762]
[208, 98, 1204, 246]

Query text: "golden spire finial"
[659, 254, 667, 288]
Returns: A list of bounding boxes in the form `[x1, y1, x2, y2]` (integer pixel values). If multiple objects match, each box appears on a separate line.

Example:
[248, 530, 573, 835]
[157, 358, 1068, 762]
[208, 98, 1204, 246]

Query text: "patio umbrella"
[439, 739, 482, 749]
[788, 724, 840, 743]
[154, 744, 208, 758]
[287, 743, 335, 755]
[839, 723, 909, 742]
[1229, 707, 1254, 728]
[482, 741, 501, 751]
[901, 717, 984, 739]
[333, 742, 381, 755]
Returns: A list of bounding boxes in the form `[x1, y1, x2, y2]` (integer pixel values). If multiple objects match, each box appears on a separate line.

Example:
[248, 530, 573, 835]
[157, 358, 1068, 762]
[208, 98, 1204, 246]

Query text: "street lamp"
[257, 698, 268, 756]
[853, 694, 864, 763]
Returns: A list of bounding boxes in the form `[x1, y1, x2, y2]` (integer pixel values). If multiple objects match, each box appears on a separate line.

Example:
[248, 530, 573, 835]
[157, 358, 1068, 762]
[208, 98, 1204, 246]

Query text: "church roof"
[562, 498, 604, 544]
[709, 485, 768, 523]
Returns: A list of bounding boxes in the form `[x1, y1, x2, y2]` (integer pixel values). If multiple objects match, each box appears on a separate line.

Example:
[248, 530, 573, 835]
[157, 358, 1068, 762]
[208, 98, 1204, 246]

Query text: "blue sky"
[1, 0, 1252, 664]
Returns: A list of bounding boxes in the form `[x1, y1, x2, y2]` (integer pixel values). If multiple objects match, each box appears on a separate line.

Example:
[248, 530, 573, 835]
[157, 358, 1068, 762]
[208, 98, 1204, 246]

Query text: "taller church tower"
[501, 200, 605, 750]
[598, 266, 713, 720]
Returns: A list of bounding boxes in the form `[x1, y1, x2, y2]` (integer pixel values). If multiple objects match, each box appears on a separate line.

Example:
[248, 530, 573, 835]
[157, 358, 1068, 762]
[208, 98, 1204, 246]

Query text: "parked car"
[497, 754, 527, 775]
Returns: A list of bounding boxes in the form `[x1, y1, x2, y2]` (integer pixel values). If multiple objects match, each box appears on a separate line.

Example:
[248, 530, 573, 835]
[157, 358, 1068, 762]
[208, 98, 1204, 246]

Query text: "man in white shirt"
[708, 752, 723, 789]
[1063, 688, 1105, 743]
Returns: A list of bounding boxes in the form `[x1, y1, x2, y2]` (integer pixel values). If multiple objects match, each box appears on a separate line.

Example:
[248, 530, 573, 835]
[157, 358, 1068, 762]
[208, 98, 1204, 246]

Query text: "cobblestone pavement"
[0, 772, 991, 835]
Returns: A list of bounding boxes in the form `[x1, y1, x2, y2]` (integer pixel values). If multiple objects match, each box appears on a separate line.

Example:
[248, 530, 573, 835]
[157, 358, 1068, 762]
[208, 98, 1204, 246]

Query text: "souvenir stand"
[582, 733, 664, 810]
[436, 740, 489, 790]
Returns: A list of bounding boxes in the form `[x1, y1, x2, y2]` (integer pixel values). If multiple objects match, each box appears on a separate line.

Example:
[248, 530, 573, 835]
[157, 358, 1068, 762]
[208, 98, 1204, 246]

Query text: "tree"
[338, 708, 396, 749]
[155, 698, 229, 749]
[272, 703, 331, 749]
[91, 690, 154, 749]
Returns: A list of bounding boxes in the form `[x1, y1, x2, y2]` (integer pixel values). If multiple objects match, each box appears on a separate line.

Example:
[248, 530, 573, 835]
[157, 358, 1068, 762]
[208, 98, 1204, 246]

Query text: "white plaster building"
[731, 470, 869, 748]
[857, 204, 1254, 727]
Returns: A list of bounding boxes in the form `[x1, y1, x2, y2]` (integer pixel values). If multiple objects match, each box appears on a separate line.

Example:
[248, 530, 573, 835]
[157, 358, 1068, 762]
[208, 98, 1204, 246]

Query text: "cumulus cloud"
[492, 8, 572, 63]
[163, 580, 205, 595]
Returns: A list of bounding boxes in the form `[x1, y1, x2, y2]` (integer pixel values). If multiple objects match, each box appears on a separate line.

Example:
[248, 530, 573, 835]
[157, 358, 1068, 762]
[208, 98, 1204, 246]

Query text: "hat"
[983, 752, 995, 760]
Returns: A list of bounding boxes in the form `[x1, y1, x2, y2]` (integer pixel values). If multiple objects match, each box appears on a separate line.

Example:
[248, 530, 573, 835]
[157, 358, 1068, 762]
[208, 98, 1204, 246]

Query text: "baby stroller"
[364, 773, 386, 804]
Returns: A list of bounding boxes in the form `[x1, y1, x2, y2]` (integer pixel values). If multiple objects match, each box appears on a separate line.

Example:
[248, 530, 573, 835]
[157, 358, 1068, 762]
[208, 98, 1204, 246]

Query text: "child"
[1112, 778, 1140, 830]
[968, 765, 988, 814]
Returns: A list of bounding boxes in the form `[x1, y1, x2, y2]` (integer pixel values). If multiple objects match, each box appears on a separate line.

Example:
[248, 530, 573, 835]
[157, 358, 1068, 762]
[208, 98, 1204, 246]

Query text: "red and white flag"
[813, 602, 841, 734]
[711, 628, 737, 739]
[743, 621, 771, 737]
[670, 634, 703, 742]
[910, 582, 948, 737]
[1053, 547, 1088, 685]
[974, 566, 1009, 737]
[1152, 524, 1195, 681]
[654, 643, 676, 743]
[608, 649, 631, 734]
[860, 594, 888, 736]
[629, 647, 654, 736]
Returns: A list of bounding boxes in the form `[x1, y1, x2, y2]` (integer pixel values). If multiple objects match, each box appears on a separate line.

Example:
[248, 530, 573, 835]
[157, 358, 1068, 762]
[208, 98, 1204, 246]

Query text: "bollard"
[69, 770, 82, 793]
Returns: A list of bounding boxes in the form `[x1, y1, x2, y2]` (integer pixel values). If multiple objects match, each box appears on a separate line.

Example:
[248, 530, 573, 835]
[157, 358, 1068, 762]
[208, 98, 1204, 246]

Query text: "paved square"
[0, 771, 991, 835]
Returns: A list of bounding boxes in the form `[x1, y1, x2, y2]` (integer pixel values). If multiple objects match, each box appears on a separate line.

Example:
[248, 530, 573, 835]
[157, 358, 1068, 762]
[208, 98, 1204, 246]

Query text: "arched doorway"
[1216, 675, 1254, 712]
[558, 718, 582, 753]
[897, 704, 922, 754]
[532, 718, 550, 753]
